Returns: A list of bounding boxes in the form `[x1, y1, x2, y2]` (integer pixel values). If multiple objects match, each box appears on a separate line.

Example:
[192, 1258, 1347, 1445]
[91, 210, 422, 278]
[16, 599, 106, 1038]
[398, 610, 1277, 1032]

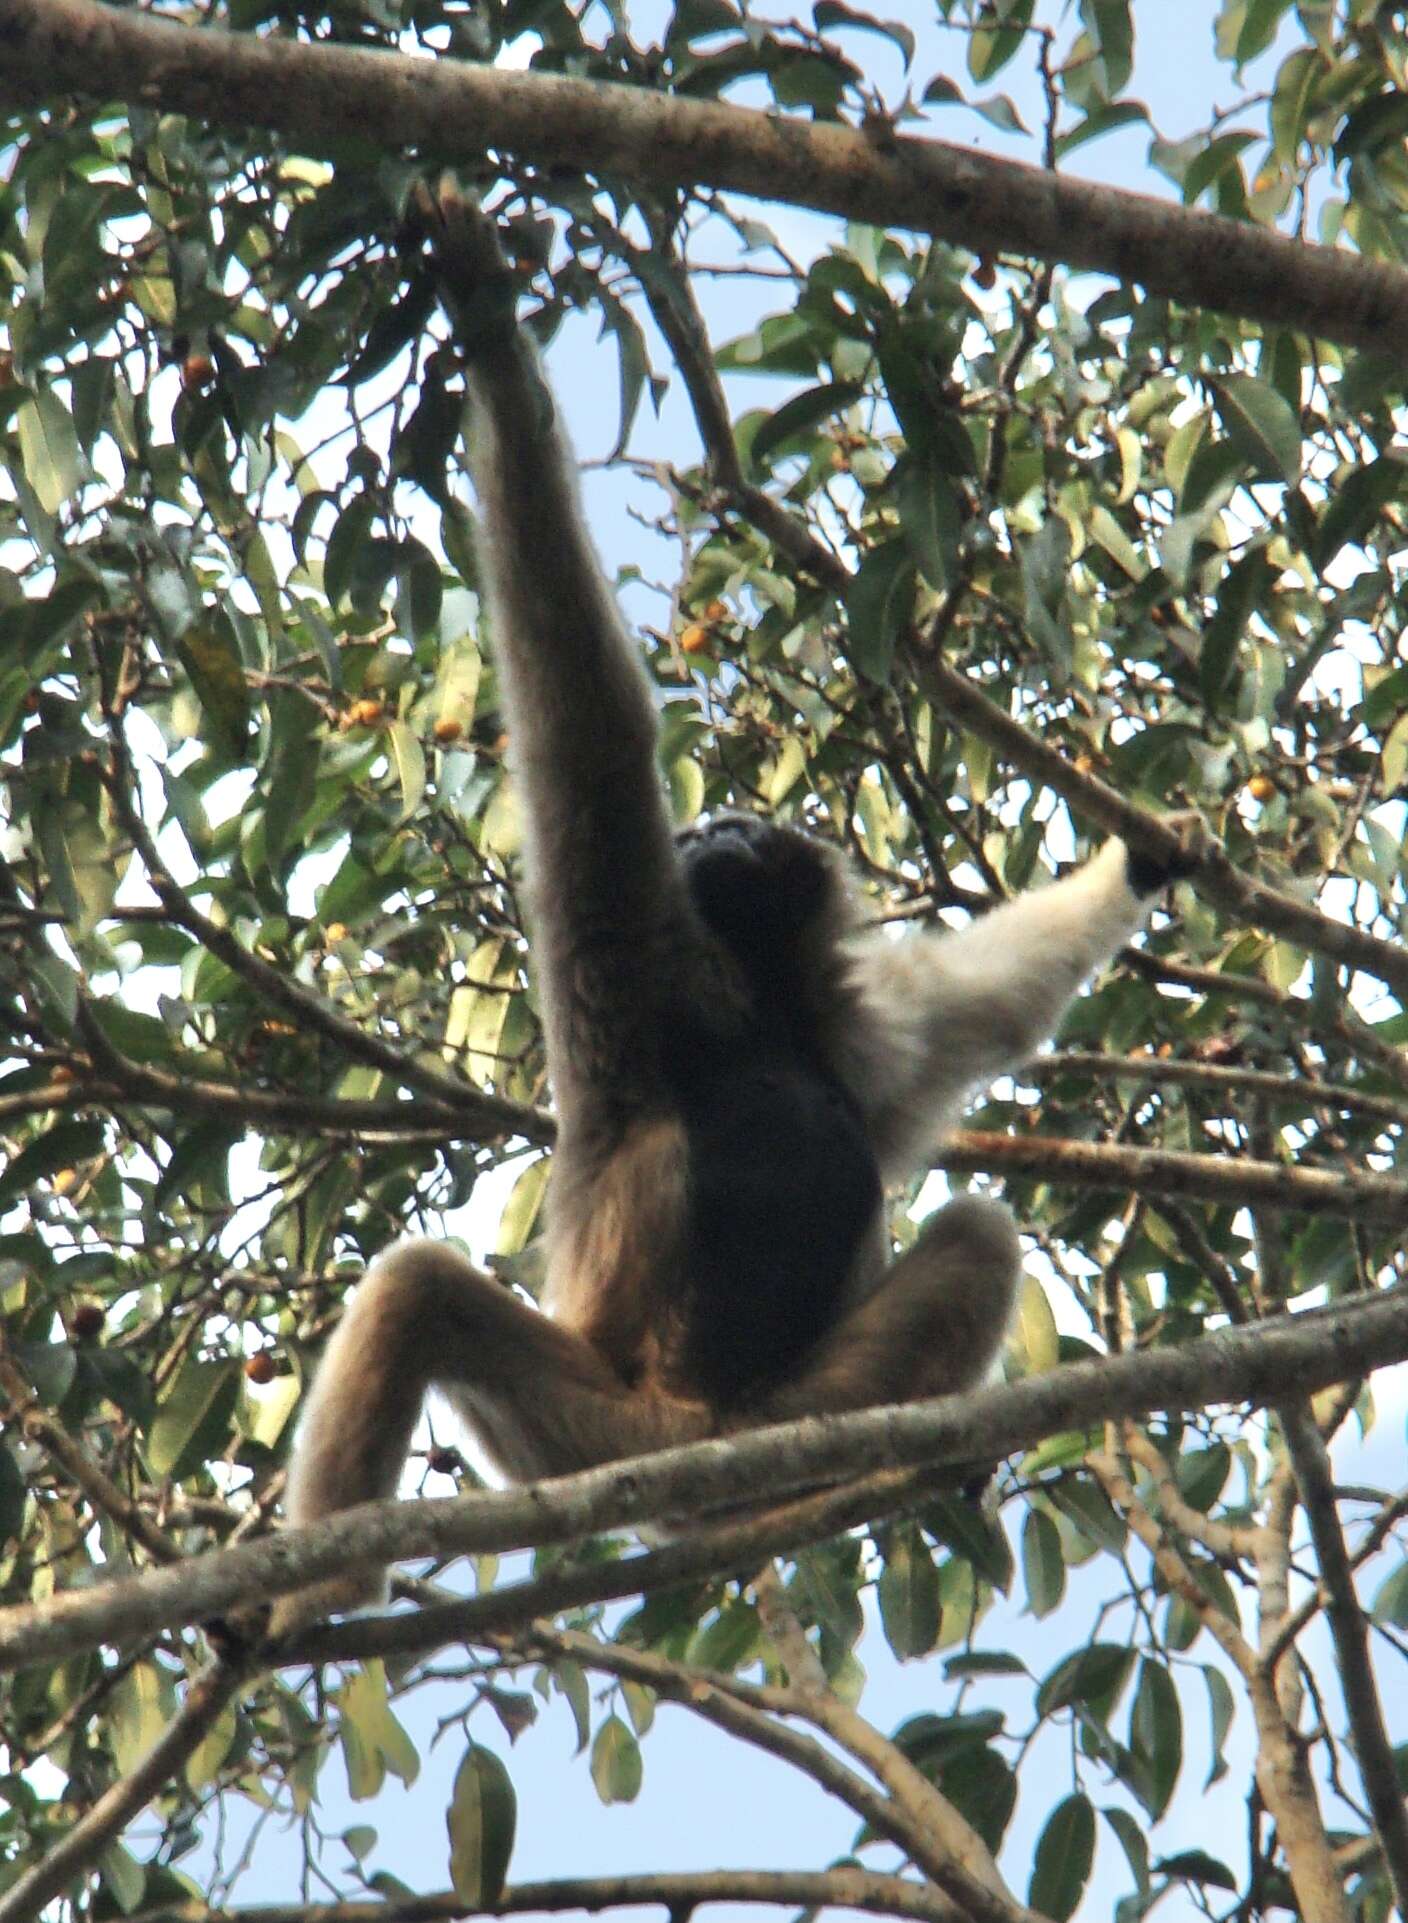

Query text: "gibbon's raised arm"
[427, 186, 687, 1129]
[848, 834, 1189, 1178]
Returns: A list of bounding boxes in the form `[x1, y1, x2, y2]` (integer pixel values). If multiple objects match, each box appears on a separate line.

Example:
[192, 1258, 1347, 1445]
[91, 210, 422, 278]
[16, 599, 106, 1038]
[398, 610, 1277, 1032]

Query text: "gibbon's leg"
[269, 1242, 708, 1636]
[757, 1194, 1024, 1421]
[425, 185, 702, 1135]
[850, 831, 1200, 1177]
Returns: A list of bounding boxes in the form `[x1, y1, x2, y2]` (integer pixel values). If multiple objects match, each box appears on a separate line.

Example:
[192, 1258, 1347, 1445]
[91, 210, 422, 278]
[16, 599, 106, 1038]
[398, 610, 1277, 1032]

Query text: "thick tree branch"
[938, 1131, 1408, 1225]
[3, 0, 1408, 359]
[5, 1285, 1408, 1675]
[122, 1869, 964, 1923]
[300, 1467, 938, 1667]
[22, 1059, 1398, 1221]
[1278, 1403, 1408, 1913]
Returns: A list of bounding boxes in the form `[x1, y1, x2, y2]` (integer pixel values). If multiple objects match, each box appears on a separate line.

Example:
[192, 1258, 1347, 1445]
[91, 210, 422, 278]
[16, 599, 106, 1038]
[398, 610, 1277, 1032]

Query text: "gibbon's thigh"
[757, 1194, 1024, 1421]
[272, 1241, 710, 1633]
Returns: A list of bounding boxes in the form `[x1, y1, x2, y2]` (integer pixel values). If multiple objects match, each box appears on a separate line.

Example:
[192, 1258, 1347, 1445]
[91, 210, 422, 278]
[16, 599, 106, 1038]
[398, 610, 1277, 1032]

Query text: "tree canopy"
[4, 2, 1408, 1919]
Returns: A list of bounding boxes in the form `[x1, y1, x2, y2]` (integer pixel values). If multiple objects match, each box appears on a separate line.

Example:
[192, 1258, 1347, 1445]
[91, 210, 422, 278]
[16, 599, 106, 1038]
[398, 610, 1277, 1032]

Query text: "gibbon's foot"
[267, 1568, 387, 1643]
[1125, 810, 1209, 897]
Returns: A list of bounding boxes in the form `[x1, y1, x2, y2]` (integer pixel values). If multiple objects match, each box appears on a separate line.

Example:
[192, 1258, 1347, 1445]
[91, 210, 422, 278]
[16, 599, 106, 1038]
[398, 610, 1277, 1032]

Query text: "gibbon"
[268, 189, 1195, 1635]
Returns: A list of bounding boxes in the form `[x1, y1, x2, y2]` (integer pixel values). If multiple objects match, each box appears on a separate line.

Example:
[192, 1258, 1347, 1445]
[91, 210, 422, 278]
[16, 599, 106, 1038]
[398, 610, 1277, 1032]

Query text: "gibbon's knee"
[272, 1241, 712, 1637]
[764, 1194, 1023, 1420]
[271, 1241, 464, 1635]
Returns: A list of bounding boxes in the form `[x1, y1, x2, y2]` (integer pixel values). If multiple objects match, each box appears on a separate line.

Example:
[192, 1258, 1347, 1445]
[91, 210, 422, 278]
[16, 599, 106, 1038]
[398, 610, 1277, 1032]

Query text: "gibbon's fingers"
[270, 1241, 709, 1638]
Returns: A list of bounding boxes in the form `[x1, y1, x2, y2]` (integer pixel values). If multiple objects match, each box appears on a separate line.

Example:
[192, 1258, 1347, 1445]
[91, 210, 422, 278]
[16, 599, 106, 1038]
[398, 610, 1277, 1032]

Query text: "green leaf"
[1037, 1644, 1135, 1719]
[1270, 45, 1324, 163]
[1201, 546, 1272, 706]
[1372, 1559, 1408, 1626]
[1021, 1508, 1066, 1618]
[973, 93, 1028, 134]
[554, 1663, 592, 1753]
[923, 1494, 1014, 1590]
[387, 718, 427, 823]
[845, 539, 914, 682]
[967, 0, 1033, 81]
[1175, 1443, 1232, 1513]
[1209, 374, 1302, 485]
[1103, 1805, 1150, 1896]
[897, 449, 963, 590]
[111, 1662, 174, 1775]
[17, 391, 86, 512]
[1203, 1664, 1236, 1787]
[338, 1663, 420, 1802]
[749, 379, 863, 473]
[1314, 454, 1407, 569]
[1157, 1849, 1237, 1892]
[147, 1358, 241, 1482]
[814, 1, 914, 66]
[0, 1441, 25, 1544]
[599, 297, 650, 462]
[1129, 1659, 1182, 1818]
[100, 1840, 146, 1914]
[1079, 0, 1133, 93]
[176, 619, 251, 761]
[878, 1527, 942, 1659]
[590, 1715, 643, 1805]
[1029, 1793, 1095, 1921]
[0, 1119, 105, 1210]
[1055, 100, 1149, 158]
[185, 1698, 239, 1790]
[942, 1745, 1018, 1856]
[447, 1743, 517, 1905]
[944, 1650, 1027, 1679]
[1046, 1477, 1127, 1554]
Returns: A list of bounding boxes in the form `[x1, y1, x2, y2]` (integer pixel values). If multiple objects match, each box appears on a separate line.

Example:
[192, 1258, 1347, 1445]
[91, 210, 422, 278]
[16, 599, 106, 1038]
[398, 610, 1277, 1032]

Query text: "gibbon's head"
[676, 812, 853, 973]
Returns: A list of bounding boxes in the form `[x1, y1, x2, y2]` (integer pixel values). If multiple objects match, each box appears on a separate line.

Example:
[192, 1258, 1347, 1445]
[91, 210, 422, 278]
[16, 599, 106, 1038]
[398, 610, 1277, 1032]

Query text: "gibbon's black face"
[677, 813, 837, 974]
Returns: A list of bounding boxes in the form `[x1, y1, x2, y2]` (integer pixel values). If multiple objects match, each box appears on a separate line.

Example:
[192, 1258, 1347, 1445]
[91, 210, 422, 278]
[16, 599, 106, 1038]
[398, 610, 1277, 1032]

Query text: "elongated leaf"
[749, 379, 863, 472]
[1130, 1659, 1182, 1817]
[17, 391, 85, 512]
[845, 538, 914, 681]
[1029, 1793, 1095, 1921]
[1210, 373, 1302, 484]
[447, 1743, 517, 1905]
[878, 1528, 941, 1659]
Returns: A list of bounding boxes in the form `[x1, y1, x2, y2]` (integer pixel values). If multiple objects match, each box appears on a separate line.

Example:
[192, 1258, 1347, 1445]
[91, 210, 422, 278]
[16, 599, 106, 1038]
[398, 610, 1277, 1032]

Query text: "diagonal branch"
[5, 1283, 1408, 1674]
[938, 1131, 1408, 1225]
[3, 0, 1407, 358]
[916, 651, 1408, 1006]
[1278, 1403, 1408, 1913]
[0, 1354, 179, 1565]
[0, 1658, 248, 1923]
[1027, 1049, 1408, 1129]
[522, 1625, 1031, 1923]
